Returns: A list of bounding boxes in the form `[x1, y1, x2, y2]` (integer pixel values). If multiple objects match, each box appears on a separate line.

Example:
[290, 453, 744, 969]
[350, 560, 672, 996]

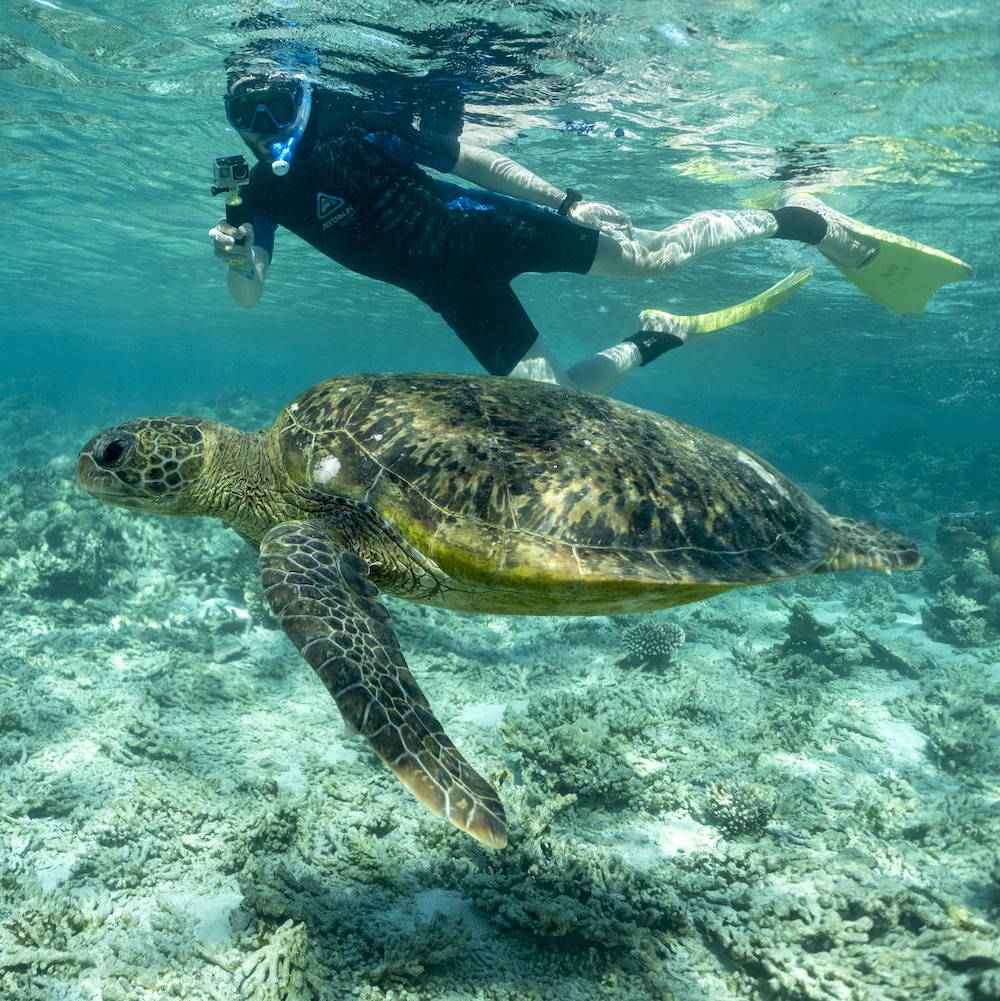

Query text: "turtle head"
[76, 417, 213, 516]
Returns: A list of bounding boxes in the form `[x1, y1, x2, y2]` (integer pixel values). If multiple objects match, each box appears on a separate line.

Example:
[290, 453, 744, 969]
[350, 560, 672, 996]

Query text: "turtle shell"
[272, 373, 834, 614]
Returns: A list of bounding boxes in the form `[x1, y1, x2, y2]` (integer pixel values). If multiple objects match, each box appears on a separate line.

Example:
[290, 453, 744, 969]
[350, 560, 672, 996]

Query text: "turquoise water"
[3, 3, 1000, 999]
[5, 0, 997, 447]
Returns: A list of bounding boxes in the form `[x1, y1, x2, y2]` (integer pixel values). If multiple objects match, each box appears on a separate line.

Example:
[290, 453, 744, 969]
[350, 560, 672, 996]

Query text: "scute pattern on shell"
[276, 373, 833, 589]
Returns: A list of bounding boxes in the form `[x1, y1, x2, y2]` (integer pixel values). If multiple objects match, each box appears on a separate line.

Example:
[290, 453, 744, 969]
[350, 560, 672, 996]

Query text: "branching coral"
[923, 515, 1000, 646]
[497, 686, 675, 814]
[921, 584, 991, 647]
[704, 780, 776, 838]
[619, 619, 685, 669]
[469, 835, 686, 955]
[235, 919, 312, 1001]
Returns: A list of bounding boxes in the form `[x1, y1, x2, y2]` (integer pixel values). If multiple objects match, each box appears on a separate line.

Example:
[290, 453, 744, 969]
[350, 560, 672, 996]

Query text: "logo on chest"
[317, 192, 355, 228]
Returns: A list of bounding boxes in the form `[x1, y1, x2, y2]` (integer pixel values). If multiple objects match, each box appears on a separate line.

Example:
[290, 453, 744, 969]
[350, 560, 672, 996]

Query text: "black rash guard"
[239, 102, 600, 375]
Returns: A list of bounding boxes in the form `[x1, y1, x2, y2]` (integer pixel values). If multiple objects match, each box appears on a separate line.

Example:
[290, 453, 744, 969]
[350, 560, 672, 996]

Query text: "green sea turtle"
[76, 372, 920, 848]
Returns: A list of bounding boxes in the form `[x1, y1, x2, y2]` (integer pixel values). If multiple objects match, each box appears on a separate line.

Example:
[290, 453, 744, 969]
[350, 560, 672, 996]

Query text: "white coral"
[236, 919, 309, 1001]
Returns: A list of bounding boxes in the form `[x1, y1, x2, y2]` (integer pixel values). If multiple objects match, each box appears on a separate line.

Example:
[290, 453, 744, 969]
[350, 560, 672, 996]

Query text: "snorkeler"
[209, 66, 972, 396]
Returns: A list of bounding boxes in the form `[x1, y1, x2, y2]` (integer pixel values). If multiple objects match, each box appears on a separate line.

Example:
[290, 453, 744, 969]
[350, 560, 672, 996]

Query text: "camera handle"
[210, 187, 249, 246]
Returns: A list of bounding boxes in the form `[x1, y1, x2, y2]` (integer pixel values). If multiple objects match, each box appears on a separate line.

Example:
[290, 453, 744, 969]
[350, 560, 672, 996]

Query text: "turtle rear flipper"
[259, 520, 508, 849]
[816, 516, 921, 574]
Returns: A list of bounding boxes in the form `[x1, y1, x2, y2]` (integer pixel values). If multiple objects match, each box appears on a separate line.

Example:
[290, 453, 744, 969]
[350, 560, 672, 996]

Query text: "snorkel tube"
[266, 79, 312, 175]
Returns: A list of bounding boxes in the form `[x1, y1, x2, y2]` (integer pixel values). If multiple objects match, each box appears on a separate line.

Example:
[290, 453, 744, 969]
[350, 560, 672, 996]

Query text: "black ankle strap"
[624, 330, 684, 366]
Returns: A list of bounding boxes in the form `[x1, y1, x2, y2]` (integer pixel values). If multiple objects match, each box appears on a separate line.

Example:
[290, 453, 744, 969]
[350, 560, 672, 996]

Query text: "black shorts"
[417, 184, 601, 375]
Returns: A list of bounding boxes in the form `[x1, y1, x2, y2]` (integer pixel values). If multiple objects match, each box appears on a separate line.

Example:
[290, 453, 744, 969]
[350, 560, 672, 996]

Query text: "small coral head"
[76, 417, 209, 516]
[622, 619, 685, 668]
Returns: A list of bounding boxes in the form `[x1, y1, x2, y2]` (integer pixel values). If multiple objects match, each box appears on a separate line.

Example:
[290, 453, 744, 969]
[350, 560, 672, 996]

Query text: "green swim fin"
[831, 222, 972, 316]
[639, 267, 813, 340]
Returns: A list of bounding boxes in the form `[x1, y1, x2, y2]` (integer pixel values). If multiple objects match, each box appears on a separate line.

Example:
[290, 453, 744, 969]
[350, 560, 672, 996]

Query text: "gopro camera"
[211, 154, 250, 195]
[212, 154, 252, 235]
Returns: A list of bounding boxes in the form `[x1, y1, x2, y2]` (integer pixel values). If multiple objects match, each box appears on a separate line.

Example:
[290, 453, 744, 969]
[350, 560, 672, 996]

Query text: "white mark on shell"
[313, 455, 342, 484]
[735, 450, 785, 493]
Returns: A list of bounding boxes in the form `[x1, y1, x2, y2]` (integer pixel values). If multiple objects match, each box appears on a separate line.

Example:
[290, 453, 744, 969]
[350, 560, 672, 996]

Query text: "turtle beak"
[75, 449, 142, 509]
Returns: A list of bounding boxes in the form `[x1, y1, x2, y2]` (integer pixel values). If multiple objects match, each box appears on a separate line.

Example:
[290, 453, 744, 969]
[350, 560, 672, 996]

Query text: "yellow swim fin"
[831, 222, 972, 316]
[779, 192, 972, 316]
[639, 267, 813, 340]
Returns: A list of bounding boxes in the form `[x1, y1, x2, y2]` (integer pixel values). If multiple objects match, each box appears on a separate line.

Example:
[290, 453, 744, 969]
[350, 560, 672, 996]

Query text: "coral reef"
[747, 598, 930, 681]
[497, 686, 675, 814]
[921, 515, 1000, 647]
[467, 807, 687, 957]
[893, 665, 1000, 775]
[618, 618, 686, 669]
[704, 779, 776, 838]
[0, 461, 127, 603]
[1, 405, 998, 1001]
[234, 919, 317, 1001]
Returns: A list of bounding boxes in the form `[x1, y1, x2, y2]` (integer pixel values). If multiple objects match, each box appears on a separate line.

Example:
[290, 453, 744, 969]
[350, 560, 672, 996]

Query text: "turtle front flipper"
[259, 520, 508, 849]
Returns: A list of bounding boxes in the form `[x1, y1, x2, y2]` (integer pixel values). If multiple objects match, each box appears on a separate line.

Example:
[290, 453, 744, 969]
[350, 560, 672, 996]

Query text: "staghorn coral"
[235, 919, 316, 1001]
[468, 833, 686, 956]
[368, 912, 470, 987]
[896, 671, 1000, 774]
[497, 686, 675, 815]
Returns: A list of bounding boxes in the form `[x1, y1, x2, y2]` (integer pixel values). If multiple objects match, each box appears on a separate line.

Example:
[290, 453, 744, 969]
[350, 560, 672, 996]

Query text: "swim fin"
[830, 225, 972, 316]
[639, 267, 813, 343]
[781, 193, 972, 316]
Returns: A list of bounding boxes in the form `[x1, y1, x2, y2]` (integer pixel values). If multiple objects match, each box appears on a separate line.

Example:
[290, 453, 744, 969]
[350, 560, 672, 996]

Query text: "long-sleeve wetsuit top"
[238, 97, 599, 375]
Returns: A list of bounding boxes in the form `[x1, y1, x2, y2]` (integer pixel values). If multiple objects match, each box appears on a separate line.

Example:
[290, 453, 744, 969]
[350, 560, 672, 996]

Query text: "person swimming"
[210, 52, 971, 395]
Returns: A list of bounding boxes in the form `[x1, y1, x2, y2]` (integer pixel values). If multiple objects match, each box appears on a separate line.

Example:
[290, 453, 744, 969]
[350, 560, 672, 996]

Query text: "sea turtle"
[76, 372, 920, 848]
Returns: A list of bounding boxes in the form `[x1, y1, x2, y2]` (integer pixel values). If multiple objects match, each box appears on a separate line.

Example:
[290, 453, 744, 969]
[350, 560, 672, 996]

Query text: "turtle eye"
[95, 435, 133, 469]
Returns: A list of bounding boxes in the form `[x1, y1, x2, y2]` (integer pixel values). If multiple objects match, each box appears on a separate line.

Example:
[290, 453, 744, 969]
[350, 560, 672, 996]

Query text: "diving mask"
[226, 78, 313, 176]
